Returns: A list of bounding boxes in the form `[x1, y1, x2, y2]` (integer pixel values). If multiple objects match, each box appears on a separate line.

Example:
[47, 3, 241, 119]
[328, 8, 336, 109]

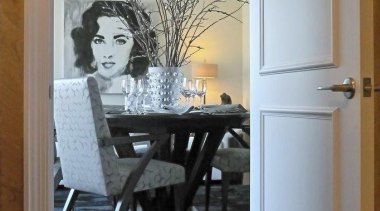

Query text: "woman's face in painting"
[91, 16, 134, 79]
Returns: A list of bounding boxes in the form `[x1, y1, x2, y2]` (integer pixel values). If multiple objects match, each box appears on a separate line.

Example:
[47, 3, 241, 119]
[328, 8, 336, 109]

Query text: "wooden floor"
[54, 185, 250, 211]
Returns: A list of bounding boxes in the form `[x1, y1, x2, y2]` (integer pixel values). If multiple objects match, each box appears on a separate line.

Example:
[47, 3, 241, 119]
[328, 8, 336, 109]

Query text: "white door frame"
[24, 0, 54, 210]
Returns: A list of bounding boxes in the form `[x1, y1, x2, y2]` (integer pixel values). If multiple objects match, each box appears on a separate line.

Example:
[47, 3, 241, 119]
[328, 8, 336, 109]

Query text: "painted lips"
[102, 62, 115, 69]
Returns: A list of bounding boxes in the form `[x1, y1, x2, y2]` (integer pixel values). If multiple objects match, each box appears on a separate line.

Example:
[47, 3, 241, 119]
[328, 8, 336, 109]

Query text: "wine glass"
[121, 75, 132, 111]
[129, 78, 138, 113]
[135, 79, 146, 114]
[188, 79, 197, 106]
[140, 78, 151, 111]
[195, 79, 207, 108]
[181, 77, 191, 105]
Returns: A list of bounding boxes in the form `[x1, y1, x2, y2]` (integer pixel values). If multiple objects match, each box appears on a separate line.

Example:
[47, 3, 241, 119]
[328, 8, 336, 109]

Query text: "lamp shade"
[192, 63, 218, 79]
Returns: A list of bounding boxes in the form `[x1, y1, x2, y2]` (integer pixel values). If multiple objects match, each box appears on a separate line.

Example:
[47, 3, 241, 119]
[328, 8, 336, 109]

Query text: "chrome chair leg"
[63, 189, 79, 211]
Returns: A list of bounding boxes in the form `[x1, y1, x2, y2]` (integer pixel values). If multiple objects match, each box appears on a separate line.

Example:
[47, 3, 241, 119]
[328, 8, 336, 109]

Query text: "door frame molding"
[24, 0, 53, 210]
[373, 0, 380, 208]
[361, 0, 376, 209]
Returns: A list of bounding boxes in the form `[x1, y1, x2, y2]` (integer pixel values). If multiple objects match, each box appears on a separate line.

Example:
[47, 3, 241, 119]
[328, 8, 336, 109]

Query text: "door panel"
[261, 108, 337, 211]
[261, 0, 336, 74]
[251, 0, 362, 210]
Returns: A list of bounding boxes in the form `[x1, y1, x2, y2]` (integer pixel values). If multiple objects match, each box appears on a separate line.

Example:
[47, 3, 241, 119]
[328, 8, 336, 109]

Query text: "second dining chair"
[205, 128, 250, 211]
[54, 77, 185, 211]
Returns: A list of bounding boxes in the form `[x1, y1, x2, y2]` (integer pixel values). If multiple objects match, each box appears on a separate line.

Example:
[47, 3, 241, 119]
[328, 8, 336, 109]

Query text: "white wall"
[54, 0, 249, 106]
[54, 0, 64, 79]
[182, 0, 246, 105]
[242, 3, 250, 109]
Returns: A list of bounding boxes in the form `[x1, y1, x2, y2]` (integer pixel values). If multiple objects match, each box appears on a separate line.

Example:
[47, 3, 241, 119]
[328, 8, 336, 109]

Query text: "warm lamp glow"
[192, 63, 218, 79]
[192, 63, 217, 105]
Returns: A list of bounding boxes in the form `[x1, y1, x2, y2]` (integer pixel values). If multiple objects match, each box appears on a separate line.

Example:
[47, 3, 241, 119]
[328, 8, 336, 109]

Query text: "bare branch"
[104, 0, 248, 67]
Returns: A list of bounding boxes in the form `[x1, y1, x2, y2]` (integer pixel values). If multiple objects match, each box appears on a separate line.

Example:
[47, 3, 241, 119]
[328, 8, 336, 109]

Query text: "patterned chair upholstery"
[54, 77, 185, 210]
[212, 148, 250, 172]
[205, 132, 250, 211]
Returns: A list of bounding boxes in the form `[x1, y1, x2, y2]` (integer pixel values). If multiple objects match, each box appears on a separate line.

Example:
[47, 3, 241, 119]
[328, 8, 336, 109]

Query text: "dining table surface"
[104, 105, 250, 210]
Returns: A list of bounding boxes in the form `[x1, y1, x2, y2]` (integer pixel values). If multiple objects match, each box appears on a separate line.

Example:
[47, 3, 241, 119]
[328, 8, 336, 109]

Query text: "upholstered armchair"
[54, 77, 185, 211]
[205, 128, 250, 211]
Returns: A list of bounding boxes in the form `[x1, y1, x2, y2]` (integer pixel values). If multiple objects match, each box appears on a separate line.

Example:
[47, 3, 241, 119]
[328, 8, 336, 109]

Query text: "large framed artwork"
[63, 0, 152, 94]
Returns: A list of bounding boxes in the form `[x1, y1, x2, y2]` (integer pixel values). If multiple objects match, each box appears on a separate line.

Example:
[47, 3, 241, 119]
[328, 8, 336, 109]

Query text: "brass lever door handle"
[317, 84, 354, 92]
[317, 77, 355, 99]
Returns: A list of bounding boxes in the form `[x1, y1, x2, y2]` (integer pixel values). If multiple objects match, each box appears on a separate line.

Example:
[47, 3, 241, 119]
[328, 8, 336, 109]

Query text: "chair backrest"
[54, 77, 121, 196]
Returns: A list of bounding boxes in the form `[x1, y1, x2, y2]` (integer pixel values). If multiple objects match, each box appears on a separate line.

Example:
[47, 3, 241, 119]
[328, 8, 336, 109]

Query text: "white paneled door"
[251, 0, 374, 210]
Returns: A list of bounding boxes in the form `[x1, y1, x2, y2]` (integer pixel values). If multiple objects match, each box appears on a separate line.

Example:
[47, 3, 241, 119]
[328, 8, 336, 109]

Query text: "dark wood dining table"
[105, 107, 249, 210]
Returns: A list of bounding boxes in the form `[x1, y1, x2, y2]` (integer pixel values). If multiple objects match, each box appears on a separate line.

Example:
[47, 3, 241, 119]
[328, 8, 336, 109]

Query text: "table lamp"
[192, 63, 218, 104]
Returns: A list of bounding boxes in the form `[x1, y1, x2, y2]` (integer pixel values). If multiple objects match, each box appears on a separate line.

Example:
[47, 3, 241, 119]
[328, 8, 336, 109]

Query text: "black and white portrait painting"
[64, 0, 150, 93]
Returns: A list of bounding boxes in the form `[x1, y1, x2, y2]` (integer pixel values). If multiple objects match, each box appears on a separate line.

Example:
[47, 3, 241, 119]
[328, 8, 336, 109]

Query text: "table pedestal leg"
[183, 128, 227, 209]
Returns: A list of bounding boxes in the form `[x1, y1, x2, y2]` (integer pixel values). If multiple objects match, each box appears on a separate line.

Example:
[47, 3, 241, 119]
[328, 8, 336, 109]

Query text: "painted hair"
[71, 1, 149, 78]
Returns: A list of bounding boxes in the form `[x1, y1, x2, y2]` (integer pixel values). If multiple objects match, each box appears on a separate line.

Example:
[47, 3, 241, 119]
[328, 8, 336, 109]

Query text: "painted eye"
[93, 38, 104, 44]
[115, 38, 127, 45]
